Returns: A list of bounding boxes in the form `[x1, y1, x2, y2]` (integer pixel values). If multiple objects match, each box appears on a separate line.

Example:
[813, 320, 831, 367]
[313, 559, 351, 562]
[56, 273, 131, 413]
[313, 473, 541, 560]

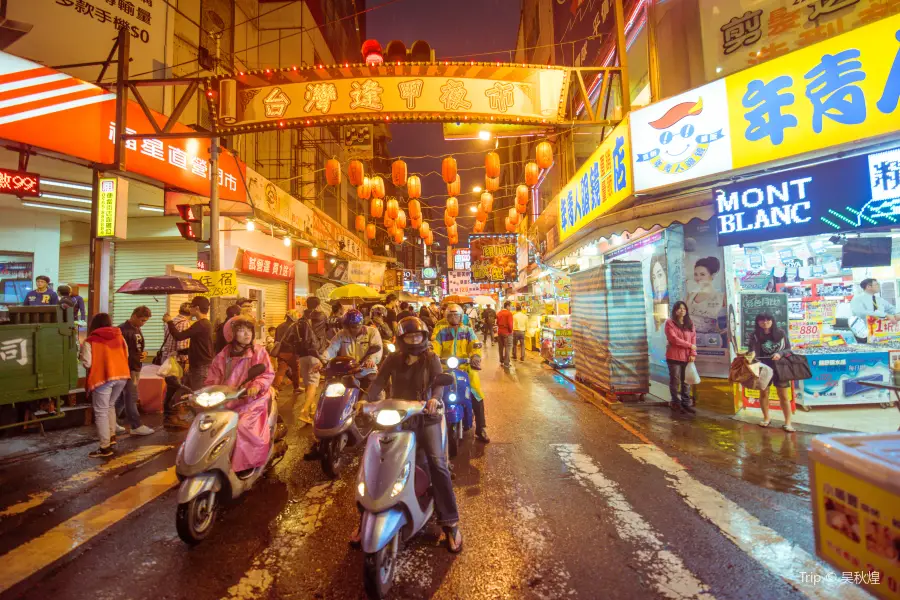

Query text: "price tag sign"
[868, 317, 900, 340]
[790, 321, 821, 344]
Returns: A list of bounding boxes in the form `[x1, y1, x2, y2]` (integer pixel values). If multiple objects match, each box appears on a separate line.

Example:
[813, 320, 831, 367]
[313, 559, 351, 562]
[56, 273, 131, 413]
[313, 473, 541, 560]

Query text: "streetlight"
[478, 130, 491, 141]
[472, 185, 482, 193]
[469, 205, 478, 213]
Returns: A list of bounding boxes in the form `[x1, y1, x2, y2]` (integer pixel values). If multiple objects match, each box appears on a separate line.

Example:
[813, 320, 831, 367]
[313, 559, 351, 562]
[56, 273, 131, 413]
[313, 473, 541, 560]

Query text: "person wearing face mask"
[204, 316, 276, 473]
[432, 304, 489, 443]
[320, 309, 383, 391]
[365, 304, 394, 344]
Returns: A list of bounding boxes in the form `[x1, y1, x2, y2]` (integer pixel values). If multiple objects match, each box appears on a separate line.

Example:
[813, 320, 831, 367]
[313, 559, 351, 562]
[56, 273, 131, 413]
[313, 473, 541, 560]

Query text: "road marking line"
[553, 443, 715, 600]
[0, 445, 173, 519]
[0, 466, 177, 594]
[621, 444, 873, 600]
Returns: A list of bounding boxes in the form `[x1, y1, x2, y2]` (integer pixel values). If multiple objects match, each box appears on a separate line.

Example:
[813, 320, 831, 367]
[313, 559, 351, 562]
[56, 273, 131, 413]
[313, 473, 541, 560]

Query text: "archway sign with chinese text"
[214, 63, 569, 133]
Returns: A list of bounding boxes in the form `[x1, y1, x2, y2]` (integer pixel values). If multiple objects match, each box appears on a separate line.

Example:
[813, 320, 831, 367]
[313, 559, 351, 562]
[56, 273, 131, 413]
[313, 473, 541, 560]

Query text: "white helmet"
[445, 303, 463, 325]
[371, 304, 387, 318]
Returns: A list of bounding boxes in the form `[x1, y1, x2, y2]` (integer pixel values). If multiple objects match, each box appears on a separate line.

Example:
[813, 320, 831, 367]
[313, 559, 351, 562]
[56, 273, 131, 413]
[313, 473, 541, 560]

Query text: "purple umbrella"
[116, 276, 209, 295]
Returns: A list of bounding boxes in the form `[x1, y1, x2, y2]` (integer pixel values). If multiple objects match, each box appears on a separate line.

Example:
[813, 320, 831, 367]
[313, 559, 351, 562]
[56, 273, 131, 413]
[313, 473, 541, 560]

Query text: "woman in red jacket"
[665, 301, 697, 414]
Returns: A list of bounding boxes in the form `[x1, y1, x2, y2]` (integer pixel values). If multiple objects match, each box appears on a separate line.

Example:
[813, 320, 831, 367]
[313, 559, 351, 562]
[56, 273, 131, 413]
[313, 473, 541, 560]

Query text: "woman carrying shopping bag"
[665, 301, 698, 414]
[745, 312, 796, 432]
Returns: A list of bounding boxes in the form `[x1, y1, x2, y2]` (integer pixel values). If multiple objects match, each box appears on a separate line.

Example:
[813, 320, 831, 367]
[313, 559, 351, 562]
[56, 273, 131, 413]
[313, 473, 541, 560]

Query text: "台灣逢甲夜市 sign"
[630, 14, 900, 193]
[714, 145, 900, 246]
[558, 117, 633, 242]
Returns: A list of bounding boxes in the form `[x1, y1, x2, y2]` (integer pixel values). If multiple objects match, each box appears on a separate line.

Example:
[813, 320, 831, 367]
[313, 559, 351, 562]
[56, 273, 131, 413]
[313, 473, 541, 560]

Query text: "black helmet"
[342, 309, 364, 328]
[396, 316, 430, 355]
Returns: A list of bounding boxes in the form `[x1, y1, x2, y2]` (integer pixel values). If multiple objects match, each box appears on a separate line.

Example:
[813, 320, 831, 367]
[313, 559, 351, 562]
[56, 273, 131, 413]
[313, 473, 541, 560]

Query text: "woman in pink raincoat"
[205, 316, 275, 472]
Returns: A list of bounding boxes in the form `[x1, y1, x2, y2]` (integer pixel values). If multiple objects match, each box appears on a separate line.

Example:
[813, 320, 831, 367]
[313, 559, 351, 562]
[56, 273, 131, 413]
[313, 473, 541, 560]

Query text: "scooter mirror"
[433, 373, 454, 387]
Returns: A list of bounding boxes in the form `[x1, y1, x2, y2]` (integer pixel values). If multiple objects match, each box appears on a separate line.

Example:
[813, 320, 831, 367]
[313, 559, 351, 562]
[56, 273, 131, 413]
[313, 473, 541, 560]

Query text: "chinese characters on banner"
[240, 250, 294, 281]
[470, 234, 520, 283]
[447, 270, 495, 295]
[453, 248, 471, 271]
[699, 0, 895, 81]
[192, 270, 238, 298]
[0, 168, 39, 197]
[558, 118, 633, 241]
[552, 0, 618, 67]
[96, 177, 128, 239]
[630, 14, 900, 193]
[347, 261, 386, 286]
[54, 0, 155, 44]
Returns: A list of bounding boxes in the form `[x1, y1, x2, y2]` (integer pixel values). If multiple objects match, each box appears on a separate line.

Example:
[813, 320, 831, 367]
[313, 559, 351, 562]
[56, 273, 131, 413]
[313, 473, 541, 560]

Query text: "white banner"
[348, 260, 386, 287]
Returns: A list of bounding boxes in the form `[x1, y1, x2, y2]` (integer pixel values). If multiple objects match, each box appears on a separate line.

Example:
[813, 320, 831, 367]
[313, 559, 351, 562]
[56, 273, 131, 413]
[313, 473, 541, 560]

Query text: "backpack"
[272, 318, 320, 357]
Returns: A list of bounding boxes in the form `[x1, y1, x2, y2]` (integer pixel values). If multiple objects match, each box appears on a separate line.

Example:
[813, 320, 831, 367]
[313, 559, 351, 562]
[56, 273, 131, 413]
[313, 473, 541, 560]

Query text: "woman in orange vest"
[80, 313, 132, 458]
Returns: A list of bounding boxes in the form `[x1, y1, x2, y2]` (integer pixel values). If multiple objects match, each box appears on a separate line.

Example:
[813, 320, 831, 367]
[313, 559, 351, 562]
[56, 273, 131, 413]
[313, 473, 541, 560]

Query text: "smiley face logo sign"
[630, 80, 734, 192]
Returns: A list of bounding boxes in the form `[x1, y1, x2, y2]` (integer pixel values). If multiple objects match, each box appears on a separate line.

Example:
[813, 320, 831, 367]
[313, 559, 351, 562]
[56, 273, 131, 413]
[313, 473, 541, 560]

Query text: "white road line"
[620, 443, 874, 600]
[553, 443, 715, 600]
[508, 494, 576, 600]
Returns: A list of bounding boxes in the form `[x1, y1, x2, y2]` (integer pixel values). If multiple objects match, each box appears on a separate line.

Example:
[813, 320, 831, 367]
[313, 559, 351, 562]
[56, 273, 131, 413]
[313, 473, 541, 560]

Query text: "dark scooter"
[441, 355, 474, 458]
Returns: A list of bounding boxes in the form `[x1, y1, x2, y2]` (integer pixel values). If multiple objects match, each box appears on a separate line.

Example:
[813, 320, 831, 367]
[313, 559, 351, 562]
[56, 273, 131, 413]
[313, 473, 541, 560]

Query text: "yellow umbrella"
[329, 283, 382, 300]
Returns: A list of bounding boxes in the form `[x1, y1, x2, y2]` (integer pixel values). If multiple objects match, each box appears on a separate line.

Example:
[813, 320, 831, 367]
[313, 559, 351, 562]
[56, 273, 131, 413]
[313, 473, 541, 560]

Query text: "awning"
[544, 191, 714, 264]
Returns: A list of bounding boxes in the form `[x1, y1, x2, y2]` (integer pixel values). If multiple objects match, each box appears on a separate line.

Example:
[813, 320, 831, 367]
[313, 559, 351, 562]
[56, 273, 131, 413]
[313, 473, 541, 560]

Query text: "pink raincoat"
[205, 343, 275, 472]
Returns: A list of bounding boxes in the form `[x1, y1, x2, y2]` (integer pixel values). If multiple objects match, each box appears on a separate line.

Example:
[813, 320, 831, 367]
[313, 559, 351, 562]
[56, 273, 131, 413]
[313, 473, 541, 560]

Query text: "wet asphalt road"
[0, 347, 868, 600]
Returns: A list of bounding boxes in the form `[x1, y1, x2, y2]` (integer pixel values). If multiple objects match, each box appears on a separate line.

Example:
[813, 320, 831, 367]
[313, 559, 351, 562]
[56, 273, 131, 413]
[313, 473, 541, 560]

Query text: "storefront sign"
[0, 168, 39, 197]
[453, 248, 471, 271]
[559, 117, 633, 241]
[631, 14, 900, 192]
[241, 250, 294, 280]
[348, 260, 385, 287]
[422, 267, 437, 280]
[96, 176, 128, 239]
[470, 234, 519, 283]
[715, 144, 900, 246]
[192, 269, 238, 298]
[605, 231, 664, 259]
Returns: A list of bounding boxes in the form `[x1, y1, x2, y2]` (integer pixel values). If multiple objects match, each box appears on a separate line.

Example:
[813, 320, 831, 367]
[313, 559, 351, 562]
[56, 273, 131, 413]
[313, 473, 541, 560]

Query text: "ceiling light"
[246, 220, 255, 231]
[41, 178, 93, 192]
[22, 201, 91, 214]
[312, 247, 318, 257]
[469, 205, 478, 213]
[329, 258, 336, 264]
[478, 130, 491, 141]
[472, 186, 482, 193]
[138, 204, 164, 213]
[283, 236, 291, 247]
[39, 192, 91, 204]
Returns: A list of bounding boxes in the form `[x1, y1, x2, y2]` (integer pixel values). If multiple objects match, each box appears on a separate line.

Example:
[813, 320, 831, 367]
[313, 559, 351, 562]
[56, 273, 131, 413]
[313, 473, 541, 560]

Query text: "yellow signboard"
[558, 117, 633, 242]
[96, 176, 128, 239]
[726, 14, 900, 170]
[219, 64, 568, 133]
[192, 269, 238, 298]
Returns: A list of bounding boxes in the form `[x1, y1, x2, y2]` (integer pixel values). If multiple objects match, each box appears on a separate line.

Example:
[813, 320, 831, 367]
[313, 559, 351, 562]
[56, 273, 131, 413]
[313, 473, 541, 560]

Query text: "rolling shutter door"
[59, 244, 90, 307]
[236, 273, 288, 331]
[112, 241, 198, 352]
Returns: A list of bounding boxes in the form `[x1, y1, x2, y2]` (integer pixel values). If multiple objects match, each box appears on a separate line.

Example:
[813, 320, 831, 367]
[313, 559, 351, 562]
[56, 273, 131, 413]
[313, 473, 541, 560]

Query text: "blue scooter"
[441, 356, 474, 458]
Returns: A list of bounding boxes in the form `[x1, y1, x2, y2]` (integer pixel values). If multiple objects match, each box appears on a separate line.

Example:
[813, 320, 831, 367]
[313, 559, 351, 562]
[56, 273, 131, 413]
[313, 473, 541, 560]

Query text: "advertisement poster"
[470, 234, 519, 283]
[348, 261, 386, 287]
[798, 352, 890, 407]
[327, 260, 350, 282]
[684, 220, 729, 377]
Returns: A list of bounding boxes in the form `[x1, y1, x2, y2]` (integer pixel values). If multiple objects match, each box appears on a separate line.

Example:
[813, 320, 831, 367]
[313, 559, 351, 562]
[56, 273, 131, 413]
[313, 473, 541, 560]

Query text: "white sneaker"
[131, 425, 154, 436]
[115, 424, 126, 434]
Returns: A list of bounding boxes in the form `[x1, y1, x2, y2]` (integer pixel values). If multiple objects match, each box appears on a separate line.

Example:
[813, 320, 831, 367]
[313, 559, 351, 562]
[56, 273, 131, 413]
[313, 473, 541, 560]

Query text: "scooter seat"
[415, 465, 430, 497]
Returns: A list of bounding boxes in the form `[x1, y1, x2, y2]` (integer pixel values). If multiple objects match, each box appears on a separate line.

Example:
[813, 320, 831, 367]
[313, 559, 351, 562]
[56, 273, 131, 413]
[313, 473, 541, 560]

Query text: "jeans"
[186, 363, 209, 391]
[94, 379, 127, 447]
[498, 334, 512, 365]
[472, 396, 487, 436]
[483, 327, 495, 347]
[512, 331, 526, 360]
[419, 416, 459, 525]
[116, 370, 142, 428]
[666, 359, 691, 406]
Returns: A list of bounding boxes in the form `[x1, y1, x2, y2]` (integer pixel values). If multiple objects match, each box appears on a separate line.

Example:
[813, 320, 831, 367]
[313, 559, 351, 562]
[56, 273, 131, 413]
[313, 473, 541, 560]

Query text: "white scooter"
[355, 372, 454, 599]
[174, 364, 287, 544]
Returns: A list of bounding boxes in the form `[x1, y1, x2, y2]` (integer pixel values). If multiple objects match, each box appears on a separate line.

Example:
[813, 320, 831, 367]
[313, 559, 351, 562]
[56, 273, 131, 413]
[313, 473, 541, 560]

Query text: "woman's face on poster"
[694, 265, 713, 284]
[651, 261, 667, 296]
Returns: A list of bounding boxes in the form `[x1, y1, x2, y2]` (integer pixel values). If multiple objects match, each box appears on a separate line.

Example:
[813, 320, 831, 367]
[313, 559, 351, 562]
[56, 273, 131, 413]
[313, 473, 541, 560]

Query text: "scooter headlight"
[387, 343, 396, 353]
[446, 356, 460, 369]
[195, 391, 227, 408]
[358, 482, 366, 496]
[391, 462, 411, 498]
[448, 393, 457, 402]
[325, 383, 346, 397]
[375, 410, 403, 426]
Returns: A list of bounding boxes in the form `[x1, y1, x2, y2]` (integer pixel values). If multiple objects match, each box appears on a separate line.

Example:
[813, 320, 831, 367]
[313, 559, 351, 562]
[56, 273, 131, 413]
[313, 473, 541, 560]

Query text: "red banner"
[241, 250, 293, 280]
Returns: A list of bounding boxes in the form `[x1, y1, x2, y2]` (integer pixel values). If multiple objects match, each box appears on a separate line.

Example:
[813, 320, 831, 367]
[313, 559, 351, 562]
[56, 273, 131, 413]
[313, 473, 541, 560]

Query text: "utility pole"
[209, 138, 220, 272]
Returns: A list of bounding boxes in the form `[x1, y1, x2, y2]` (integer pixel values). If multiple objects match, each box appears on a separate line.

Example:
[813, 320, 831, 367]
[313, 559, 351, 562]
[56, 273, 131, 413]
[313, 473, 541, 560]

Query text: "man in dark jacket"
[118, 306, 154, 435]
[273, 311, 302, 392]
[396, 301, 415, 322]
[304, 297, 328, 349]
[481, 305, 497, 347]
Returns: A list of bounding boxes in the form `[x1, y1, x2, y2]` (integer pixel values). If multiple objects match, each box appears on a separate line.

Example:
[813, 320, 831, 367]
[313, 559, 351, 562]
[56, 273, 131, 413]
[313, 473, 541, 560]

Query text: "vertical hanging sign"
[96, 176, 129, 239]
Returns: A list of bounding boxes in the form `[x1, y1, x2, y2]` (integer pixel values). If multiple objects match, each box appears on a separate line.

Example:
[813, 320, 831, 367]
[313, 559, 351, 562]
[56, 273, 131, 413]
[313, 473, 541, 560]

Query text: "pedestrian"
[159, 302, 192, 367]
[24, 275, 58, 306]
[297, 296, 329, 422]
[496, 301, 514, 367]
[512, 304, 528, 362]
[164, 296, 215, 391]
[665, 301, 697, 414]
[396, 301, 415, 322]
[117, 306, 155, 435]
[326, 301, 345, 340]
[384, 293, 400, 330]
[366, 304, 395, 342]
[419, 302, 437, 332]
[746, 312, 796, 432]
[304, 296, 328, 342]
[273, 310, 302, 393]
[80, 313, 131, 457]
[481, 303, 497, 347]
[215, 304, 242, 354]
[265, 326, 277, 355]
[56, 285, 85, 320]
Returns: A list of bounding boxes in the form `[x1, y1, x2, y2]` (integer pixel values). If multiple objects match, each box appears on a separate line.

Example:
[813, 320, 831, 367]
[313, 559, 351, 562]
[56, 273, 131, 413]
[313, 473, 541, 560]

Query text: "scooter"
[313, 345, 382, 478]
[174, 364, 287, 545]
[356, 372, 455, 599]
[441, 356, 474, 458]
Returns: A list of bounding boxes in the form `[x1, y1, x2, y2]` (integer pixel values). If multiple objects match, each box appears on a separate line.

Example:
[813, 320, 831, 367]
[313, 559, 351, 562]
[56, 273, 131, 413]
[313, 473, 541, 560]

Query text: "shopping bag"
[729, 353, 757, 385]
[157, 356, 183, 379]
[685, 362, 701, 385]
[753, 362, 774, 391]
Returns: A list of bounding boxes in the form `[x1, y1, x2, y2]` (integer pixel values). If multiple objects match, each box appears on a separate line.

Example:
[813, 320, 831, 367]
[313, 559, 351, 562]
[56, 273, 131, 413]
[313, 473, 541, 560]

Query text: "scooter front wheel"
[175, 491, 217, 545]
[448, 421, 460, 458]
[321, 434, 347, 479]
[363, 531, 399, 599]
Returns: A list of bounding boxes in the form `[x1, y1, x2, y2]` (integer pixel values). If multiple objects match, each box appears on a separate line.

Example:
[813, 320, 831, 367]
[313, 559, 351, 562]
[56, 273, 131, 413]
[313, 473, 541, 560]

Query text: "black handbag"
[772, 353, 812, 381]
[152, 329, 171, 366]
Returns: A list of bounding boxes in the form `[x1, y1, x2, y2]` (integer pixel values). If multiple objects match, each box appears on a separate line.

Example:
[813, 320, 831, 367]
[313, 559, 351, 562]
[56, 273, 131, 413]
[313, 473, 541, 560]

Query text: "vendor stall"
[540, 314, 573, 367]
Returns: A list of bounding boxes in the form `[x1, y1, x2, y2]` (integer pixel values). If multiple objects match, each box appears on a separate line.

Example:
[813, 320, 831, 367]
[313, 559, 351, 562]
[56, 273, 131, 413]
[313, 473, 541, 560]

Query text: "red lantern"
[358, 177, 372, 200]
[508, 207, 520, 226]
[407, 175, 422, 199]
[326, 158, 341, 186]
[449, 233, 459, 245]
[425, 231, 434, 246]
[444, 209, 456, 228]
[476, 206, 488, 222]
[473, 220, 484, 233]
[392, 160, 408, 186]
[419, 221, 431, 239]
[480, 192, 493, 214]
[485, 151, 500, 178]
[370, 196, 384, 218]
[505, 216, 515, 232]
[396, 209, 407, 229]
[516, 201, 526, 215]
[485, 176, 499, 192]
[516, 184, 529, 206]
[371, 176, 385, 199]
[446, 196, 459, 217]
[525, 162, 540, 187]
[448, 223, 458, 238]
[384, 213, 395, 228]
[535, 141, 554, 170]
[386, 198, 400, 219]
[442, 156, 457, 184]
[411, 215, 422, 229]
[355, 214, 366, 232]
[366, 223, 376, 240]
[393, 229, 404, 245]
[447, 174, 460, 197]
[408, 199, 422, 219]
[348, 160, 365, 187]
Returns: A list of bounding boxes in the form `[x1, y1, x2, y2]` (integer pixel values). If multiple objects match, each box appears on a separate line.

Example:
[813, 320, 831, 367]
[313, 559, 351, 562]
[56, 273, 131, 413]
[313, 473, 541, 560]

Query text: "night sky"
[366, 0, 520, 246]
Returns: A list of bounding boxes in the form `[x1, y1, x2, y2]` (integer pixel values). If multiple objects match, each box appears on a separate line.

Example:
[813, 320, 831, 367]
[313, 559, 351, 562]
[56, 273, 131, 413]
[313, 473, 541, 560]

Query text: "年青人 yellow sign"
[192, 269, 238, 298]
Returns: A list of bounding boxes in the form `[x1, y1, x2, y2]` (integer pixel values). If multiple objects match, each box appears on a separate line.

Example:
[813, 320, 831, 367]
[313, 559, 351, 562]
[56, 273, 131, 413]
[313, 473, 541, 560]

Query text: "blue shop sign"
[714, 145, 900, 246]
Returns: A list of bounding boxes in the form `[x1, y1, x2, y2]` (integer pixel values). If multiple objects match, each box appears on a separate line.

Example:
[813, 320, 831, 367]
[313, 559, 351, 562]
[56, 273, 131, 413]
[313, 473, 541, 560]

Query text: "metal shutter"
[59, 245, 90, 306]
[112, 241, 198, 352]
[237, 273, 288, 331]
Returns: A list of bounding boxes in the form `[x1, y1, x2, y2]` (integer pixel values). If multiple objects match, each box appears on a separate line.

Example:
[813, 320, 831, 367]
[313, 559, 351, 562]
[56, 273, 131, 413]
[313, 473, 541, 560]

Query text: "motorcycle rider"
[358, 316, 463, 553]
[365, 304, 394, 348]
[204, 316, 275, 474]
[320, 309, 383, 391]
[432, 304, 489, 443]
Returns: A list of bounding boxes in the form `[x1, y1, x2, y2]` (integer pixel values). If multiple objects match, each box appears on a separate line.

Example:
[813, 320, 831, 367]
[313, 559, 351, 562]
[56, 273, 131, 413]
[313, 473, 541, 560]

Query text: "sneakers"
[476, 431, 491, 443]
[115, 423, 126, 434]
[682, 405, 697, 414]
[89, 446, 114, 458]
[131, 425, 154, 436]
[109, 435, 117, 447]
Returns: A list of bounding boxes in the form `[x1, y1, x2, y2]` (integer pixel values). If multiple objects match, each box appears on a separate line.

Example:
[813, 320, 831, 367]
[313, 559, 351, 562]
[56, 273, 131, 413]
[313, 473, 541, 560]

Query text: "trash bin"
[810, 433, 900, 598]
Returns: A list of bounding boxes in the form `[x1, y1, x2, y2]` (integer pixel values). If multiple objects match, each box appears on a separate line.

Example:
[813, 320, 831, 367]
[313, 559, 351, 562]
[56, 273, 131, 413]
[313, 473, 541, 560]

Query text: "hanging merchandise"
[407, 175, 422, 199]
[396, 209, 407, 229]
[366, 223, 376, 240]
[358, 176, 372, 199]
[408, 199, 422, 219]
[446, 196, 459, 217]
[348, 159, 365, 186]
[480, 192, 493, 213]
[485, 176, 499, 192]
[386, 198, 399, 219]
[355, 214, 366, 232]
[536, 141, 553, 169]
[420, 221, 431, 238]
[525, 161, 539, 186]
[516, 184, 529, 205]
[326, 158, 341, 186]
[448, 174, 460, 196]
[370, 196, 384, 218]
[392, 160, 408, 186]
[444, 209, 456, 227]
[371, 176, 386, 199]
[485, 151, 500, 178]
[442, 156, 457, 184]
